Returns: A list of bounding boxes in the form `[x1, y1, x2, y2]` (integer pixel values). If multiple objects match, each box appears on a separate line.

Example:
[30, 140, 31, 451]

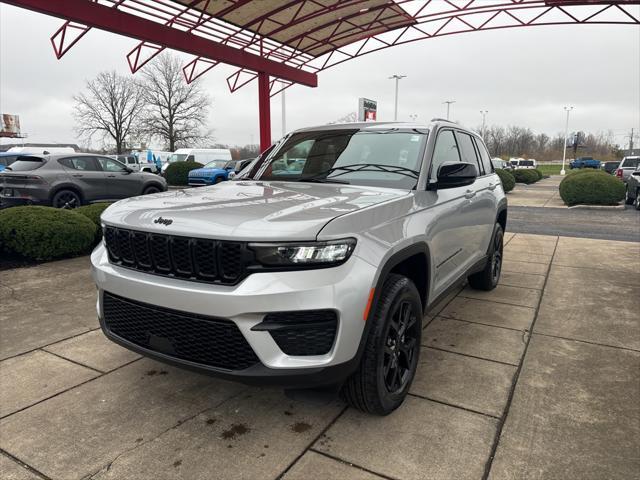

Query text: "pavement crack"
[85, 388, 249, 479]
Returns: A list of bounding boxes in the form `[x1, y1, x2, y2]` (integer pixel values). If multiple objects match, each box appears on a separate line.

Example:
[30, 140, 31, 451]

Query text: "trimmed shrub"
[0, 206, 97, 260]
[559, 170, 625, 206]
[495, 168, 515, 193]
[165, 161, 204, 186]
[532, 168, 544, 181]
[74, 203, 112, 244]
[512, 169, 539, 184]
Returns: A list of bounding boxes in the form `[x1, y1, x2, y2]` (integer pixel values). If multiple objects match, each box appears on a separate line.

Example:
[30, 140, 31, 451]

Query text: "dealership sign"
[358, 98, 377, 122]
[1, 114, 21, 138]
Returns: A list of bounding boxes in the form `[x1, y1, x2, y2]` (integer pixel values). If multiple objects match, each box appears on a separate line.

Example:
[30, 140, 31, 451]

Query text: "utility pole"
[389, 75, 406, 121]
[480, 110, 488, 139]
[443, 100, 456, 120]
[630, 128, 635, 152]
[561, 106, 573, 176]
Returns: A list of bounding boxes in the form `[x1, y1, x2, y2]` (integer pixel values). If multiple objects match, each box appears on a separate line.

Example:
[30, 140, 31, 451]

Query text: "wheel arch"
[49, 184, 85, 206]
[369, 243, 430, 318]
[142, 182, 165, 194]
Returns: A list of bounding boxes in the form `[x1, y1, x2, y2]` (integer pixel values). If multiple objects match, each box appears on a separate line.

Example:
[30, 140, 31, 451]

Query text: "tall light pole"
[389, 74, 406, 121]
[561, 106, 573, 175]
[443, 100, 456, 120]
[480, 110, 488, 139]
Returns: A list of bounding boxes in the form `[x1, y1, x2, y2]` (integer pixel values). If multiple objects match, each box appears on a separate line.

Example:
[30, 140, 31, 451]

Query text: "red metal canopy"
[2, 0, 639, 150]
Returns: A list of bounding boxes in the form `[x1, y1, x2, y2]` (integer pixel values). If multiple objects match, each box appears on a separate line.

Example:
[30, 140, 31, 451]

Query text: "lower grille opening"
[102, 292, 259, 371]
[254, 310, 338, 356]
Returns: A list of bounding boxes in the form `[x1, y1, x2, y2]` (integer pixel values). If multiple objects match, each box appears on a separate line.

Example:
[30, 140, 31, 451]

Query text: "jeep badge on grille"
[154, 217, 173, 226]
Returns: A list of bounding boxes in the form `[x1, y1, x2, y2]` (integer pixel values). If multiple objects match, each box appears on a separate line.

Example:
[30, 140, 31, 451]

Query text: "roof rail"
[430, 118, 456, 123]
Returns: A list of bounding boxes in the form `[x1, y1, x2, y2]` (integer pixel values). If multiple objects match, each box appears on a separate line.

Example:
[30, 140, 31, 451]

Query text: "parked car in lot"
[624, 166, 640, 209]
[188, 159, 254, 186]
[113, 154, 159, 173]
[615, 156, 640, 183]
[510, 158, 536, 169]
[0, 152, 21, 172]
[161, 148, 232, 174]
[0, 153, 167, 208]
[92, 120, 507, 415]
[188, 159, 233, 186]
[570, 156, 601, 169]
[491, 158, 512, 170]
[602, 161, 620, 174]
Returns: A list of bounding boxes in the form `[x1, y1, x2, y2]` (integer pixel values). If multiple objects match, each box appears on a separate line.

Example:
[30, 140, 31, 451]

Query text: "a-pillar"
[258, 71, 271, 152]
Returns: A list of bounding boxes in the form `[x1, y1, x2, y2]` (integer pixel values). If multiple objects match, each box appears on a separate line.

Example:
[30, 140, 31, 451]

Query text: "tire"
[143, 185, 161, 195]
[468, 223, 504, 291]
[635, 190, 640, 211]
[341, 274, 422, 415]
[52, 189, 81, 209]
[625, 186, 635, 205]
[214, 176, 224, 184]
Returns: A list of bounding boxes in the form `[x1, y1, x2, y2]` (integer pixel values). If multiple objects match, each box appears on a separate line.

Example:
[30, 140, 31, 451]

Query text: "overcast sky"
[1, 3, 639, 149]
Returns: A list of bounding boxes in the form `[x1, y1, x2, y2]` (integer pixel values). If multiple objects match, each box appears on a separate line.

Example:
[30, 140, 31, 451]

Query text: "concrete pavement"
[1, 233, 638, 480]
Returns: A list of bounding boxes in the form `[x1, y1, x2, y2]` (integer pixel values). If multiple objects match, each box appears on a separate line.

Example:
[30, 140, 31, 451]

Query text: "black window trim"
[471, 134, 494, 177]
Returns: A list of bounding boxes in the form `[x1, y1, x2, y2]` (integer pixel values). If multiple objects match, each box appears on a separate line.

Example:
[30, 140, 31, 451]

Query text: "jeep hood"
[101, 180, 408, 240]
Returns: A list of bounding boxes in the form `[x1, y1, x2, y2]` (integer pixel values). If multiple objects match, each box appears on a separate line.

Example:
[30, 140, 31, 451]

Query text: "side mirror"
[124, 167, 134, 174]
[430, 162, 478, 190]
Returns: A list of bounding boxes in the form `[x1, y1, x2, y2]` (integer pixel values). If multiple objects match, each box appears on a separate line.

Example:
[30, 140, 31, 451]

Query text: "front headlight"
[249, 238, 356, 267]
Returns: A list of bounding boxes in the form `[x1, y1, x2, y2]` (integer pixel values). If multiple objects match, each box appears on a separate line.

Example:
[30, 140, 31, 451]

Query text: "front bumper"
[91, 243, 376, 386]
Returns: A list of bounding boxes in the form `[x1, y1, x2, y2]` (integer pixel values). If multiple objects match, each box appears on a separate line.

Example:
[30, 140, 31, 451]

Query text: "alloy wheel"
[382, 300, 419, 394]
[491, 232, 503, 284]
[55, 192, 79, 209]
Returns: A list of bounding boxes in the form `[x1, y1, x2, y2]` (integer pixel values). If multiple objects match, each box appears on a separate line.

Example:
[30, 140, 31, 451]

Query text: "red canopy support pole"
[258, 71, 271, 152]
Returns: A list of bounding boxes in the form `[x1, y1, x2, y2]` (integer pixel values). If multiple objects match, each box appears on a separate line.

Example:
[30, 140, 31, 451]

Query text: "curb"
[168, 185, 194, 190]
[567, 204, 626, 210]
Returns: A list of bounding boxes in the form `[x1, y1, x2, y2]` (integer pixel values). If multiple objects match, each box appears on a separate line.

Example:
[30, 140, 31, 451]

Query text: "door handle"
[72, 174, 83, 178]
[464, 189, 476, 199]
[488, 182, 497, 191]
[107, 174, 116, 178]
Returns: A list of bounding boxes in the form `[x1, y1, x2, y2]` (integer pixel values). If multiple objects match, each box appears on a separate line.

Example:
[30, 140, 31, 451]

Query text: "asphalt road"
[507, 205, 640, 242]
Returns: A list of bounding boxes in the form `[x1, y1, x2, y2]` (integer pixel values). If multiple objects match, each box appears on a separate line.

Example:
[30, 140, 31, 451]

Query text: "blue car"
[188, 160, 234, 186]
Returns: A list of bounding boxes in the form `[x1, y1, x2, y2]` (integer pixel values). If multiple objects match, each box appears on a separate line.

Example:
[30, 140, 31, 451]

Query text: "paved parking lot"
[1, 233, 639, 480]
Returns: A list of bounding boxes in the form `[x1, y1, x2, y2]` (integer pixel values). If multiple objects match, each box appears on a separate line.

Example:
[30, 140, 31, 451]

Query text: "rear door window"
[456, 132, 483, 175]
[59, 156, 101, 171]
[473, 138, 493, 174]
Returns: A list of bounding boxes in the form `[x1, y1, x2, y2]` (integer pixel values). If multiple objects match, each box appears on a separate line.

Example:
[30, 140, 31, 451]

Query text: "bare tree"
[141, 53, 212, 151]
[73, 71, 145, 154]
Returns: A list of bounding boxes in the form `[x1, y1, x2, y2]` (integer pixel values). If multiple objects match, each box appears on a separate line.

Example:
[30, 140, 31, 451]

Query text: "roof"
[172, 0, 415, 58]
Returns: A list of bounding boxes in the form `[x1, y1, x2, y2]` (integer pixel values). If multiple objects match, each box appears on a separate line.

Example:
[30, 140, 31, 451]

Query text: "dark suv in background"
[0, 153, 167, 208]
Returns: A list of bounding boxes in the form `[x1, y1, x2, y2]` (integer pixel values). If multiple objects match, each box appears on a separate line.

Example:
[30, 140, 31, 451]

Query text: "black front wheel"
[468, 223, 504, 291]
[143, 185, 161, 195]
[52, 190, 81, 209]
[341, 274, 422, 415]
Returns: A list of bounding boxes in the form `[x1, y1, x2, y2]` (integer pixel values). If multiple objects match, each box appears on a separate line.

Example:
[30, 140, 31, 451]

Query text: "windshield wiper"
[297, 177, 350, 184]
[304, 163, 420, 182]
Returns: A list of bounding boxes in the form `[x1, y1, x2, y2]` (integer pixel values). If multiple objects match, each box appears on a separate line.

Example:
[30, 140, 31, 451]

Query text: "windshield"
[204, 160, 229, 169]
[168, 154, 187, 163]
[5, 157, 45, 171]
[254, 129, 427, 189]
[519, 160, 534, 166]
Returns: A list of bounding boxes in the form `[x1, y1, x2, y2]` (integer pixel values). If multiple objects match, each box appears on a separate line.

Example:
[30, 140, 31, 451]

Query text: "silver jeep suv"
[91, 120, 507, 415]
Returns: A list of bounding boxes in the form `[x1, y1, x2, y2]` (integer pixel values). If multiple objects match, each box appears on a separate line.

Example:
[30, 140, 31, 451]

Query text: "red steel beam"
[258, 71, 271, 152]
[3, 0, 317, 87]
